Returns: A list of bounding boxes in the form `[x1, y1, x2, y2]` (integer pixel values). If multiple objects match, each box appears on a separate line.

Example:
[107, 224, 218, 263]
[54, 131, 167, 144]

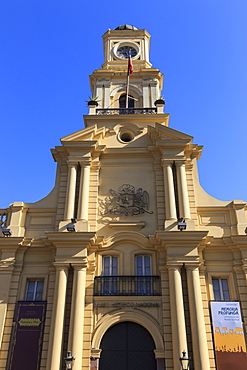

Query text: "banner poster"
[210, 301, 247, 370]
[8, 301, 46, 370]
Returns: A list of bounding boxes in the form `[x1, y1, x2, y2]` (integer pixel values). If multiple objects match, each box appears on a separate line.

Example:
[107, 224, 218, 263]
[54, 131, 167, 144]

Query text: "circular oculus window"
[118, 130, 135, 143]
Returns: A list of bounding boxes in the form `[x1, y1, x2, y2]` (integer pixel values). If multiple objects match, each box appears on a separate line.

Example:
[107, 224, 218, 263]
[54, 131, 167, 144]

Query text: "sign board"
[8, 301, 46, 370]
[210, 301, 247, 370]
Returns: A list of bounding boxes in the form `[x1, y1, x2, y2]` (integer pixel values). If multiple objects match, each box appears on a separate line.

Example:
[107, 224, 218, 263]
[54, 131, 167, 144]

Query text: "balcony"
[96, 108, 157, 115]
[94, 276, 161, 296]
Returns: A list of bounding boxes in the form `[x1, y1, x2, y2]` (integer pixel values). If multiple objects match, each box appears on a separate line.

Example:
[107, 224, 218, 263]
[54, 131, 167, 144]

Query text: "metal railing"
[94, 276, 160, 296]
[96, 108, 157, 115]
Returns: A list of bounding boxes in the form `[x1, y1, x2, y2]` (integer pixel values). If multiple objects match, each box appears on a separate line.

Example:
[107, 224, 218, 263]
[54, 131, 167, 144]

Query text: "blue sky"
[0, 0, 247, 208]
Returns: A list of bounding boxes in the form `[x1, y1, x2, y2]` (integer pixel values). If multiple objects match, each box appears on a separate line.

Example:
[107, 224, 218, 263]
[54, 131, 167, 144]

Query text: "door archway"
[99, 321, 156, 370]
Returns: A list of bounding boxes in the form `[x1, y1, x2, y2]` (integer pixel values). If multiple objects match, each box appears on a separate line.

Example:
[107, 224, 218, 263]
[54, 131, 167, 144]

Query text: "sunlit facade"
[0, 25, 247, 370]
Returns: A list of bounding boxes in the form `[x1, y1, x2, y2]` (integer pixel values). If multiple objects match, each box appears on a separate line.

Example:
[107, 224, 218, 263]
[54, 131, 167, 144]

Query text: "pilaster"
[7, 202, 27, 237]
[232, 200, 247, 235]
[0, 237, 24, 352]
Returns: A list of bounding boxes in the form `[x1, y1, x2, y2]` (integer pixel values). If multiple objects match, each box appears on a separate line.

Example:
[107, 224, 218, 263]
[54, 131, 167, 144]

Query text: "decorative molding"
[96, 302, 160, 308]
[108, 221, 146, 229]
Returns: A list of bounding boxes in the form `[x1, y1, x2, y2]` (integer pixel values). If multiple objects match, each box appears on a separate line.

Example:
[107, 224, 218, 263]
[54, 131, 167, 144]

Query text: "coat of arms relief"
[100, 184, 153, 216]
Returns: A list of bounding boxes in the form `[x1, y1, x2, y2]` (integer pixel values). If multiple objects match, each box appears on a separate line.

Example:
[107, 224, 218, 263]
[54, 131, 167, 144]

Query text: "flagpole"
[126, 51, 133, 109]
[126, 74, 129, 109]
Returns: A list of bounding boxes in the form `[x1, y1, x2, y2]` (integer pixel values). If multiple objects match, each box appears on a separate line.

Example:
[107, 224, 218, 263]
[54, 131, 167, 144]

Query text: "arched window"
[119, 94, 134, 108]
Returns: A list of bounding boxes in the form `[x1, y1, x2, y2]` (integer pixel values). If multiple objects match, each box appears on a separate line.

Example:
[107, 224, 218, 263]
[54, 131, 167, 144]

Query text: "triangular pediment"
[148, 123, 193, 145]
[61, 125, 105, 142]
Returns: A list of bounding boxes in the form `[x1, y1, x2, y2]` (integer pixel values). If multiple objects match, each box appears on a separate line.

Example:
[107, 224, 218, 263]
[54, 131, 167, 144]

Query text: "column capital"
[166, 263, 183, 270]
[174, 159, 187, 166]
[53, 262, 70, 270]
[184, 262, 201, 270]
[71, 261, 88, 270]
[161, 159, 174, 167]
[67, 162, 78, 167]
[79, 159, 91, 167]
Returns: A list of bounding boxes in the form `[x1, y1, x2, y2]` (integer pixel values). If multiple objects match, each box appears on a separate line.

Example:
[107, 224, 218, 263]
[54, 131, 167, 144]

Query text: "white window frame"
[20, 275, 47, 301]
[103, 256, 119, 276]
[208, 274, 235, 301]
[102, 256, 119, 295]
[135, 255, 152, 295]
[135, 255, 152, 276]
[25, 279, 44, 301]
[212, 277, 230, 301]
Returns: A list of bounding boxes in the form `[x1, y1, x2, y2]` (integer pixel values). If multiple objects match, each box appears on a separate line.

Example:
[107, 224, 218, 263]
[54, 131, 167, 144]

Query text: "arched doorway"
[119, 94, 135, 108]
[99, 321, 156, 370]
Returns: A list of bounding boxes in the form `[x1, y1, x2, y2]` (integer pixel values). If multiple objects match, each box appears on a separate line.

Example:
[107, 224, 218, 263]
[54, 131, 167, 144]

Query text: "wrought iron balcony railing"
[96, 108, 157, 115]
[94, 276, 161, 296]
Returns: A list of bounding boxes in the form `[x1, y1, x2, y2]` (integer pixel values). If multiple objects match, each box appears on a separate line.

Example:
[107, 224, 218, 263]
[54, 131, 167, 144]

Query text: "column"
[64, 163, 77, 220]
[162, 161, 177, 220]
[186, 265, 210, 370]
[96, 84, 103, 108]
[168, 265, 188, 370]
[143, 84, 149, 107]
[176, 161, 191, 219]
[46, 264, 69, 370]
[77, 163, 90, 221]
[104, 84, 111, 109]
[150, 83, 157, 106]
[68, 263, 87, 370]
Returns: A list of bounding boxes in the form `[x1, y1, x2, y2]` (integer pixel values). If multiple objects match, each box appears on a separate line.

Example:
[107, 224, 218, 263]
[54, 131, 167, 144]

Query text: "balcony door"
[102, 256, 118, 295]
[136, 256, 152, 295]
[119, 94, 134, 109]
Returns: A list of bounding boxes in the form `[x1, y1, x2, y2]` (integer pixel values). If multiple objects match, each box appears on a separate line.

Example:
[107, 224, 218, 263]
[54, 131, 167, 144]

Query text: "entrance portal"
[99, 321, 156, 370]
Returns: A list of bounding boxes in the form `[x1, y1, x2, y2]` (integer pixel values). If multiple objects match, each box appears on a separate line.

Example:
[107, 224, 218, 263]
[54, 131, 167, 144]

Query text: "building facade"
[1, 25, 247, 370]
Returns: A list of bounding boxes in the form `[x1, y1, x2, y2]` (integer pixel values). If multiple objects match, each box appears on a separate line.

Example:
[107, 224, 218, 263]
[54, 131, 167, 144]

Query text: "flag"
[128, 52, 133, 75]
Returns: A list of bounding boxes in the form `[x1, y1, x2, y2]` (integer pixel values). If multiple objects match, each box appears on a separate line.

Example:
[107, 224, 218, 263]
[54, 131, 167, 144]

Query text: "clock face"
[116, 45, 138, 59]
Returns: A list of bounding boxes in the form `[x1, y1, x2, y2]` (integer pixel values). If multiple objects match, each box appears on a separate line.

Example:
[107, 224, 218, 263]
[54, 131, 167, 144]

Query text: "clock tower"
[89, 25, 164, 109]
[1, 25, 247, 370]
